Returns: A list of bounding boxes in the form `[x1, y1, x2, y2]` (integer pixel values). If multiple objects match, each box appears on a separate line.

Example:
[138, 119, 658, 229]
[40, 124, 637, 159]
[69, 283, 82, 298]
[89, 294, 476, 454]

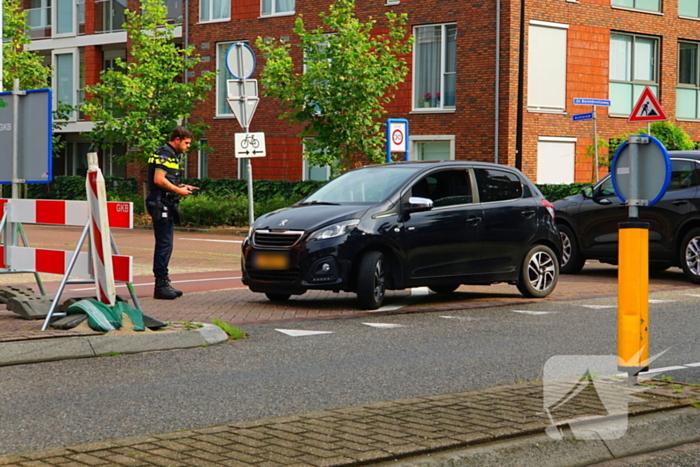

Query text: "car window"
[474, 168, 523, 202]
[411, 170, 473, 207]
[668, 159, 700, 191]
[598, 178, 616, 197]
[305, 166, 421, 203]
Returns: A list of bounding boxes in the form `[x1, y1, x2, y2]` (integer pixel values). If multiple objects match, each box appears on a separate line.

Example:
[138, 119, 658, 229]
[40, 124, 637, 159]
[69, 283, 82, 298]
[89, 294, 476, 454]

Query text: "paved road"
[1, 288, 697, 457]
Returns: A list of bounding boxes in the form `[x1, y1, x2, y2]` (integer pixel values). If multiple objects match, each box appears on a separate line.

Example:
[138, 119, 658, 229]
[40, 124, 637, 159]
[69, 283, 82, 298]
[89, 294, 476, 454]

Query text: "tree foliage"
[256, 0, 412, 175]
[82, 0, 214, 163]
[1, 0, 50, 91]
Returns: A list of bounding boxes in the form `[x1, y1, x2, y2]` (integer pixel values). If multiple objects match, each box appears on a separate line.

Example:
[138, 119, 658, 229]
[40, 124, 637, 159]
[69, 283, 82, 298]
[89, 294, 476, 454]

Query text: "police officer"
[146, 126, 199, 300]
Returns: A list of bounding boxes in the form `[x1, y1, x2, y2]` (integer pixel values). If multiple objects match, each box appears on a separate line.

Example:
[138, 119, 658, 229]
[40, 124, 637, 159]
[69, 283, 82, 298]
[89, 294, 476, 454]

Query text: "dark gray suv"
[242, 161, 562, 309]
[554, 150, 700, 283]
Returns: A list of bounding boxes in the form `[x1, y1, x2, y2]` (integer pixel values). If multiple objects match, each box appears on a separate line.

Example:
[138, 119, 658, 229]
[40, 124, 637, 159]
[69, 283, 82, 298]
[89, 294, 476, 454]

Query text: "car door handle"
[673, 200, 689, 206]
[521, 210, 536, 219]
[467, 216, 482, 225]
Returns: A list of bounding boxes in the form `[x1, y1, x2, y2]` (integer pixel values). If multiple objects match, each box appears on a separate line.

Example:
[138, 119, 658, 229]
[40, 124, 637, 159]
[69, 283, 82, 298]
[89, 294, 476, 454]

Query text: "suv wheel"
[357, 251, 387, 310]
[680, 228, 700, 284]
[558, 224, 585, 274]
[517, 245, 559, 298]
[265, 293, 291, 302]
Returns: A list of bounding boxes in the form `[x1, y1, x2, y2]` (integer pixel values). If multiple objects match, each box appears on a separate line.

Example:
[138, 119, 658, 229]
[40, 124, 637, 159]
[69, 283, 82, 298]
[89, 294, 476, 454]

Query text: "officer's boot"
[154, 276, 178, 300]
[165, 276, 183, 297]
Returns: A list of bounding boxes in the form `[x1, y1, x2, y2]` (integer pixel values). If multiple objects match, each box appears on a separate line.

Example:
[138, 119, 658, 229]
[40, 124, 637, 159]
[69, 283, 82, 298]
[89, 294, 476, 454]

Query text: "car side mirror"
[405, 196, 433, 214]
[581, 186, 594, 199]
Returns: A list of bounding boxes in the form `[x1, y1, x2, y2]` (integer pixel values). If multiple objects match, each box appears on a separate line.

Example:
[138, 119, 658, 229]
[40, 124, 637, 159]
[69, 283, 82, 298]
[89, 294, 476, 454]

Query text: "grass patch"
[212, 319, 247, 339]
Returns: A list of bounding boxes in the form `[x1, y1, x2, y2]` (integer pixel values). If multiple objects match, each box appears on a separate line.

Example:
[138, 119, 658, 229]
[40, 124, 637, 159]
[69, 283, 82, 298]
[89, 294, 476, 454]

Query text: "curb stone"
[0, 323, 228, 366]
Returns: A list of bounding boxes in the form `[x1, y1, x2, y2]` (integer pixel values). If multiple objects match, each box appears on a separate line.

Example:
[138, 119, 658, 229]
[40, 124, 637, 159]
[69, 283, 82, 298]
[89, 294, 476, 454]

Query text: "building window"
[201, 0, 229, 22]
[609, 33, 658, 116]
[537, 138, 576, 184]
[680, 0, 700, 17]
[216, 41, 235, 116]
[612, 0, 660, 12]
[261, 0, 294, 16]
[53, 49, 79, 121]
[527, 22, 568, 112]
[678, 41, 700, 119]
[302, 138, 331, 181]
[54, 0, 75, 36]
[411, 136, 455, 161]
[95, 0, 126, 33]
[413, 24, 456, 111]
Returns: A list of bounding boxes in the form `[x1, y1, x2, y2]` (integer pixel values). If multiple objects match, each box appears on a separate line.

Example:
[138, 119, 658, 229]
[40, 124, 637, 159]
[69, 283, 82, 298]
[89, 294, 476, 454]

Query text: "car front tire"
[429, 284, 460, 294]
[517, 245, 559, 298]
[558, 224, 585, 274]
[357, 251, 387, 310]
[680, 228, 700, 284]
[265, 293, 291, 302]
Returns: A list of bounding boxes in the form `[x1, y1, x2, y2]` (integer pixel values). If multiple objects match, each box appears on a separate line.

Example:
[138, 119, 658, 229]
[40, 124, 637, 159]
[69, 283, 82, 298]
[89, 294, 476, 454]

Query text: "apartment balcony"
[95, 0, 127, 33]
[27, 6, 51, 39]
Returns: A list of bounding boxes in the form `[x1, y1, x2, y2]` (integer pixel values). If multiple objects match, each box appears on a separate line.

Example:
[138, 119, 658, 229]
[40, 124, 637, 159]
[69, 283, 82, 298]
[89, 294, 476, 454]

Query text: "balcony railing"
[27, 6, 51, 39]
[95, 0, 126, 33]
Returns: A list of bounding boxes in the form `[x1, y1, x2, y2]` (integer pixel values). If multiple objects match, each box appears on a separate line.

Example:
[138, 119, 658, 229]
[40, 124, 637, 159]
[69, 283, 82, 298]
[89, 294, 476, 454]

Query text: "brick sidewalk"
[1, 380, 697, 467]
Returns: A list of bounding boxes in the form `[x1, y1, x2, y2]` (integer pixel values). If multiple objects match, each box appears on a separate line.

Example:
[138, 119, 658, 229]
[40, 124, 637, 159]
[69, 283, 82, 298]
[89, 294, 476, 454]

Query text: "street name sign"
[573, 98, 611, 106]
[572, 112, 593, 121]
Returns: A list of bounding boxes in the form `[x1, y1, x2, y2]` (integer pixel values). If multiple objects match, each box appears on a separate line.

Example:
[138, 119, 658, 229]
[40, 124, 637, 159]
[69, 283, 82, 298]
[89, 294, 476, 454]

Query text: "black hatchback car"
[242, 161, 562, 309]
[554, 150, 700, 283]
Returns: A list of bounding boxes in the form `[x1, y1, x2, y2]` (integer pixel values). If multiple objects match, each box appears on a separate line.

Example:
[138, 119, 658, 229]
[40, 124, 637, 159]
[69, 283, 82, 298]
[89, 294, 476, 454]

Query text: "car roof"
[668, 150, 700, 160]
[366, 160, 523, 171]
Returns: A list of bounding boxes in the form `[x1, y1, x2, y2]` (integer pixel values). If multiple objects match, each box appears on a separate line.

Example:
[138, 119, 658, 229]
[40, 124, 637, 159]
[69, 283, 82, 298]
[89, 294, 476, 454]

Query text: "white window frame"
[52, 48, 80, 121]
[200, 0, 230, 23]
[609, 32, 659, 116]
[301, 138, 331, 181]
[412, 23, 457, 112]
[52, 0, 77, 37]
[260, 0, 295, 17]
[527, 21, 568, 113]
[536, 136, 577, 184]
[409, 135, 456, 161]
[677, 41, 700, 120]
[215, 41, 236, 117]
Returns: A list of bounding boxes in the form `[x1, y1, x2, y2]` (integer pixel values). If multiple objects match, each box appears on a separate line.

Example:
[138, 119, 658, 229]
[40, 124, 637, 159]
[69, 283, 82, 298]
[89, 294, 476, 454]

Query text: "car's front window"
[598, 177, 616, 197]
[303, 166, 421, 203]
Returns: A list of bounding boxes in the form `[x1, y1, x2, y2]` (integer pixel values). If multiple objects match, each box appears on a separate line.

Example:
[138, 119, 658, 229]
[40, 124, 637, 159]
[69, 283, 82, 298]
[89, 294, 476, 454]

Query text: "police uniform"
[146, 143, 183, 283]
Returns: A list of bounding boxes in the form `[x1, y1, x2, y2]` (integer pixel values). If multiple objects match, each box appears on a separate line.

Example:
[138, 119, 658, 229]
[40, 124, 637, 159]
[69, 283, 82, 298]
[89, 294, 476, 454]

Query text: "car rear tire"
[517, 245, 559, 298]
[265, 293, 291, 302]
[357, 251, 387, 310]
[680, 228, 700, 284]
[429, 284, 459, 294]
[558, 224, 585, 274]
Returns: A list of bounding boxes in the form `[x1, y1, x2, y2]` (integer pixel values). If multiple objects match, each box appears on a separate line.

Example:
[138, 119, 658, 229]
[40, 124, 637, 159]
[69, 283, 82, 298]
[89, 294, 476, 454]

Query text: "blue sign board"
[573, 98, 611, 106]
[611, 136, 671, 207]
[572, 112, 593, 121]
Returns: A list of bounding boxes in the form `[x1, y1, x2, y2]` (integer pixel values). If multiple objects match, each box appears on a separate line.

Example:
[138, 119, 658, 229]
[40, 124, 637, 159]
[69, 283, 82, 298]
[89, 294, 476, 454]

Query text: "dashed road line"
[511, 310, 555, 315]
[275, 329, 334, 337]
[362, 323, 406, 329]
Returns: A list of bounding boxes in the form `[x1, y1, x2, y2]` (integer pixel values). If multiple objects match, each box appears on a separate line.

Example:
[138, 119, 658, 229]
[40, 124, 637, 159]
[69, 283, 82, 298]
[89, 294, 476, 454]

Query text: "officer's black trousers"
[152, 217, 174, 279]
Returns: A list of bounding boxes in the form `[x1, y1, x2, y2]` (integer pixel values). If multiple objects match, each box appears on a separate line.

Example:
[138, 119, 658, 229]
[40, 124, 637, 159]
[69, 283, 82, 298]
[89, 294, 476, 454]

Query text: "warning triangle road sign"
[628, 86, 668, 123]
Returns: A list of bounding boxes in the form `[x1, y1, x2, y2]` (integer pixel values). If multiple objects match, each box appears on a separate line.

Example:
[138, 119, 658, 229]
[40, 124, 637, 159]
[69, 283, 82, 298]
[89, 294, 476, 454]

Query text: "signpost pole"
[10, 79, 25, 251]
[593, 105, 599, 182]
[235, 44, 255, 228]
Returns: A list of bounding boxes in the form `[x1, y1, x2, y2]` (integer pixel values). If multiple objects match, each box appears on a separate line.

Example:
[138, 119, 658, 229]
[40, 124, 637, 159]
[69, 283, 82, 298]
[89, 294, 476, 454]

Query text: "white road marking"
[684, 362, 700, 367]
[275, 329, 334, 337]
[649, 299, 676, 304]
[411, 287, 431, 296]
[639, 365, 688, 375]
[178, 238, 243, 243]
[684, 294, 700, 298]
[70, 276, 242, 291]
[579, 305, 616, 309]
[362, 323, 406, 329]
[370, 288, 429, 312]
[440, 316, 486, 321]
[511, 310, 554, 315]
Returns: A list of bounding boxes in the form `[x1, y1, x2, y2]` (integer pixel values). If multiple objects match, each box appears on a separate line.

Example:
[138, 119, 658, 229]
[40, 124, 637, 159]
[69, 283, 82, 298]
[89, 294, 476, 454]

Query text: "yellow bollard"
[618, 222, 649, 374]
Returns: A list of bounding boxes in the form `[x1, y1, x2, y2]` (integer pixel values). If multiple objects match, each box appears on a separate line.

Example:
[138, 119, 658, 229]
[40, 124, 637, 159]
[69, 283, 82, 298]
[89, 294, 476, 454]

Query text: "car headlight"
[310, 220, 360, 240]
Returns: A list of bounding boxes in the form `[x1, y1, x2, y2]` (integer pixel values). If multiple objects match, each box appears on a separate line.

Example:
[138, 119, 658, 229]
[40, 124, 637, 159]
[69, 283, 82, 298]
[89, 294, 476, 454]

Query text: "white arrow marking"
[362, 323, 406, 329]
[275, 329, 334, 337]
[511, 310, 554, 315]
[579, 305, 616, 309]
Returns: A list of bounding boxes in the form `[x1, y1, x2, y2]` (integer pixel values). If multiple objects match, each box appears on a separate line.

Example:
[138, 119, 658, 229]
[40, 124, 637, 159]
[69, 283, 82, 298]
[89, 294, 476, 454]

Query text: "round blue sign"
[610, 135, 671, 207]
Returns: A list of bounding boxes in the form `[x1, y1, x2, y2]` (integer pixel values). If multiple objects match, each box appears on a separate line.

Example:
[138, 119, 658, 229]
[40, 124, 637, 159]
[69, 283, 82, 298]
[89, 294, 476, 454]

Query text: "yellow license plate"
[253, 252, 289, 270]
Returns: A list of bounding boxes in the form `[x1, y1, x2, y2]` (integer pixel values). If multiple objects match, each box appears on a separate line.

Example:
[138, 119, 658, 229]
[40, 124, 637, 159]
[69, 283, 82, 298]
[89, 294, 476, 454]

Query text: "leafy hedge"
[2, 176, 593, 227]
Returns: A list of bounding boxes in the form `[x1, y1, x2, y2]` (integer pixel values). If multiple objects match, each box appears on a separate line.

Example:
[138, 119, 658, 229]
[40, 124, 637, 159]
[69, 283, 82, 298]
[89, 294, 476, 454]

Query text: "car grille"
[252, 230, 304, 248]
[246, 269, 300, 282]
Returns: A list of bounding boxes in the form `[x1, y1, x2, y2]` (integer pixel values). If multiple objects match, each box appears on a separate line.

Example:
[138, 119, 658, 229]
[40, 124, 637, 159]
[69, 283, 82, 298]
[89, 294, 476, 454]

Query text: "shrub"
[179, 194, 249, 227]
[537, 183, 589, 202]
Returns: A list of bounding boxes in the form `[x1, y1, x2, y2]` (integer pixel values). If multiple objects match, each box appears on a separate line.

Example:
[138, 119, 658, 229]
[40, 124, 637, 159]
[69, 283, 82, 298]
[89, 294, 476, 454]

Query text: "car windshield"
[303, 166, 422, 204]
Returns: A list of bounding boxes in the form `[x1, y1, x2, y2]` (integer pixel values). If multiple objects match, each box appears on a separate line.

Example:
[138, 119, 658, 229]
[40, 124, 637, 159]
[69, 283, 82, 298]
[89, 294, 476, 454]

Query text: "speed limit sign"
[387, 119, 409, 156]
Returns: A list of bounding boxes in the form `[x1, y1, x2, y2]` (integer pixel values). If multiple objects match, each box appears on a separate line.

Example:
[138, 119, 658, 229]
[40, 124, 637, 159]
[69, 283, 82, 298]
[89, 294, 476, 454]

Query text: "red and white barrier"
[86, 153, 116, 305]
[0, 198, 133, 228]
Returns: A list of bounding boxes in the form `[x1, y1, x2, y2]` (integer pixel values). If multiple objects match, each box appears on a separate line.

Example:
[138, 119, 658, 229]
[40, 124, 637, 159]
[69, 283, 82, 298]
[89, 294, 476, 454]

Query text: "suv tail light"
[541, 199, 556, 220]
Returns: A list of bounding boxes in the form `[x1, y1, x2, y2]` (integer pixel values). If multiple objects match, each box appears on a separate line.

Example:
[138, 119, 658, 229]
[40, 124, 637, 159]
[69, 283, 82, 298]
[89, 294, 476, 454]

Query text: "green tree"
[1, 0, 49, 91]
[636, 121, 695, 150]
[256, 0, 412, 175]
[81, 0, 214, 163]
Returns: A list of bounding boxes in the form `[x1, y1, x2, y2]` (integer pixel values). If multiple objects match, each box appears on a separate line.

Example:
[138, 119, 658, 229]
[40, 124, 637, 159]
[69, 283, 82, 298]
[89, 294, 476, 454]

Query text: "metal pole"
[1, 0, 4, 92]
[628, 136, 641, 219]
[593, 105, 599, 182]
[236, 43, 254, 227]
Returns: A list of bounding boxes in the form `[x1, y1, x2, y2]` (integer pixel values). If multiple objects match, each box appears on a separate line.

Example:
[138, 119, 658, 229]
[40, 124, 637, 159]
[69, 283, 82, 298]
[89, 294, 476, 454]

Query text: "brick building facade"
[22, 0, 700, 184]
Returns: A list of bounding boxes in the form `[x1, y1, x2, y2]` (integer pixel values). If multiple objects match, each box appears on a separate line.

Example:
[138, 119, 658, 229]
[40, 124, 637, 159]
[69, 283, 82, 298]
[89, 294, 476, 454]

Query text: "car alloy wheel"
[357, 251, 387, 310]
[681, 227, 700, 284]
[557, 224, 585, 274]
[517, 245, 559, 298]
